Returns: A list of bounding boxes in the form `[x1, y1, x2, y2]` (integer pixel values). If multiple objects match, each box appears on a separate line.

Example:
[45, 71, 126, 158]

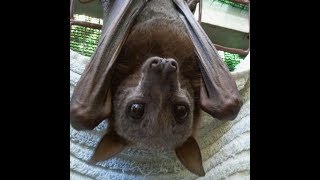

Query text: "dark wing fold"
[70, 0, 148, 130]
[173, 0, 242, 120]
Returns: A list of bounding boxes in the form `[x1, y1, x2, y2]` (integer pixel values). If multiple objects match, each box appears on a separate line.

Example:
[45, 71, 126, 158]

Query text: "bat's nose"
[149, 58, 178, 73]
[142, 56, 179, 95]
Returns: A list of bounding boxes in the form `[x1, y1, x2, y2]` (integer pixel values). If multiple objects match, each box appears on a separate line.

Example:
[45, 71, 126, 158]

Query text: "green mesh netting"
[217, 0, 249, 11]
[70, 25, 101, 57]
[70, 15, 102, 57]
[70, 14, 243, 71]
[219, 52, 244, 71]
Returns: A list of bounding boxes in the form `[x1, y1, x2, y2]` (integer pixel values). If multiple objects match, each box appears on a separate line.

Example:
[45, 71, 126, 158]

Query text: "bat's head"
[89, 55, 205, 176]
[113, 56, 196, 150]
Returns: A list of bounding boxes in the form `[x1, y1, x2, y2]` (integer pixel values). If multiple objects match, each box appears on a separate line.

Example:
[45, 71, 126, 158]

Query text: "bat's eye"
[127, 103, 145, 120]
[174, 104, 189, 123]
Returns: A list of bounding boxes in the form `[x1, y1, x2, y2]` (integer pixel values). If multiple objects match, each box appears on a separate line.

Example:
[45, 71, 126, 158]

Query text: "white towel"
[70, 50, 250, 180]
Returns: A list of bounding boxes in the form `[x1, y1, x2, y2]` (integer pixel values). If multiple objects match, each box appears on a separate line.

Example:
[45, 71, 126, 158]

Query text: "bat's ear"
[89, 130, 128, 163]
[175, 136, 205, 176]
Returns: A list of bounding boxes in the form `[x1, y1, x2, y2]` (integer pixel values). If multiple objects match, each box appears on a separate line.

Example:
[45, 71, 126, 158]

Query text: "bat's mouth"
[135, 133, 192, 150]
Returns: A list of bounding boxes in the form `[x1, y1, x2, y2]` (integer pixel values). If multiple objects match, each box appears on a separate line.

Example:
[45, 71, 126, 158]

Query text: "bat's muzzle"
[149, 57, 178, 74]
[141, 57, 179, 95]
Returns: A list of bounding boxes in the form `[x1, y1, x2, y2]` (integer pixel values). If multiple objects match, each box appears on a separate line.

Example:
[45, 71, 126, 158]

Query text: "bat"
[70, 0, 243, 176]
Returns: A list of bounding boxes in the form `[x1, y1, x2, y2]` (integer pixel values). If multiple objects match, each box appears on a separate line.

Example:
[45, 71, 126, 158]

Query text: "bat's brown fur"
[109, 0, 202, 150]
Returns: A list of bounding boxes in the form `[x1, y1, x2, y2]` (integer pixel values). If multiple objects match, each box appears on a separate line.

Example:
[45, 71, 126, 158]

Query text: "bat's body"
[70, 0, 243, 176]
[111, 0, 202, 149]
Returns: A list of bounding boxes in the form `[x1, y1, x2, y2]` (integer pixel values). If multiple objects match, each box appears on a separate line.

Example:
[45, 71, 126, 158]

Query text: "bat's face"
[113, 56, 196, 150]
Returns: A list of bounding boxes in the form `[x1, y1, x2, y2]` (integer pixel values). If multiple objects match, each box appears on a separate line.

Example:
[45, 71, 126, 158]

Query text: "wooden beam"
[214, 44, 249, 56]
[229, 0, 250, 5]
[70, 19, 102, 29]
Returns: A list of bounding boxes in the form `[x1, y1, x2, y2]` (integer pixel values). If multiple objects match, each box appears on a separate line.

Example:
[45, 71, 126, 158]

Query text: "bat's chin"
[136, 136, 190, 150]
[115, 123, 193, 151]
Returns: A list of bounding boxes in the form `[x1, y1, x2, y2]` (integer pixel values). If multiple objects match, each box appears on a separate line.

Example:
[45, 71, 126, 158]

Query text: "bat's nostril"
[170, 61, 177, 69]
[147, 57, 178, 72]
[150, 59, 161, 68]
[166, 59, 178, 71]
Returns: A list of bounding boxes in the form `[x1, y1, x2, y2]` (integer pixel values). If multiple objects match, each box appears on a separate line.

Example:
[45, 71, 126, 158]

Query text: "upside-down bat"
[70, 0, 242, 176]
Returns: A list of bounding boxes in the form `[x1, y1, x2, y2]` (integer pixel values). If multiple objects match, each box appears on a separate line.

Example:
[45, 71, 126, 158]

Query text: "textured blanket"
[70, 50, 250, 180]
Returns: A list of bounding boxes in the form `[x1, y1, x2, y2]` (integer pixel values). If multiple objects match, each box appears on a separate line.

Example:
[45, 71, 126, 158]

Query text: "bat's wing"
[173, 0, 243, 120]
[70, 0, 148, 130]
